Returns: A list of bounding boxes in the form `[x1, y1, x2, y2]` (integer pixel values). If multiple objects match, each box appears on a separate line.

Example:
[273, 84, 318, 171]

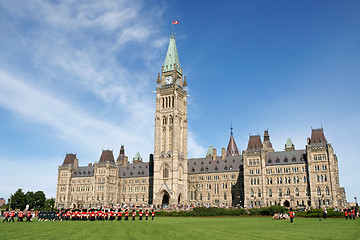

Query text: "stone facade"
[55, 35, 346, 209]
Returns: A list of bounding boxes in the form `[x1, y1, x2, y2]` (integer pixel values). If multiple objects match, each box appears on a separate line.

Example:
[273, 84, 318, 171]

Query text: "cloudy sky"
[0, 0, 359, 202]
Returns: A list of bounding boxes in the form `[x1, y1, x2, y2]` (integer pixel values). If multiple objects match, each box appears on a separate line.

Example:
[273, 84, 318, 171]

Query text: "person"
[3, 211, 9, 222]
[9, 210, 15, 222]
[288, 208, 294, 223]
[124, 209, 129, 221]
[145, 210, 149, 220]
[323, 208, 327, 219]
[139, 209, 143, 220]
[345, 209, 348, 220]
[352, 209, 355, 220]
[26, 211, 32, 222]
[18, 211, 24, 222]
[132, 209, 136, 220]
[151, 209, 155, 220]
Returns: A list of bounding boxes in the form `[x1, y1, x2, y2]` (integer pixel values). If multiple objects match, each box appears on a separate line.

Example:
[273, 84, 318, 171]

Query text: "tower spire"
[163, 35, 181, 74]
[226, 125, 239, 156]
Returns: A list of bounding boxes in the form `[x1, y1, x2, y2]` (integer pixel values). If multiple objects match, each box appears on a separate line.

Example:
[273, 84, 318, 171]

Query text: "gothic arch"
[161, 190, 170, 206]
[178, 165, 183, 181]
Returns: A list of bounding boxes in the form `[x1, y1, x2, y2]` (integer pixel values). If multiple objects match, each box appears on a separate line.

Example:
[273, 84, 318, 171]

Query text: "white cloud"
[188, 131, 207, 158]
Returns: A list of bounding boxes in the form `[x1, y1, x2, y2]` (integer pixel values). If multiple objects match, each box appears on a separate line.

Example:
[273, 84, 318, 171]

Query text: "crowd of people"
[272, 213, 290, 220]
[1, 209, 155, 222]
[344, 209, 356, 220]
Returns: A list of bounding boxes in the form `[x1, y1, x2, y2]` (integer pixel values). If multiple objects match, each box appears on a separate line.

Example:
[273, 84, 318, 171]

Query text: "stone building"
[55, 35, 346, 209]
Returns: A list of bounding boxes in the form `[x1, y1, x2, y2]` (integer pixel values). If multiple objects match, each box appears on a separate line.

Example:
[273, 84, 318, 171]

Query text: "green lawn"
[0, 217, 359, 240]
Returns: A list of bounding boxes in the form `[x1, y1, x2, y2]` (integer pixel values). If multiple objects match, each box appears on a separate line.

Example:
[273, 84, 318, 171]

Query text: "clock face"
[165, 76, 173, 84]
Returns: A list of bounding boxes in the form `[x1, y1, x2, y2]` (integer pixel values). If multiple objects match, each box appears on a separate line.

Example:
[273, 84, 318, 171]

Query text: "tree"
[44, 198, 55, 210]
[25, 191, 35, 209]
[8, 188, 26, 210]
[33, 191, 46, 209]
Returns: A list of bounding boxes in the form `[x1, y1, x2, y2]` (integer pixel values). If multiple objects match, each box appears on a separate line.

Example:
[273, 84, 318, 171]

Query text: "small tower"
[263, 130, 273, 149]
[285, 138, 295, 151]
[116, 145, 129, 166]
[226, 125, 240, 156]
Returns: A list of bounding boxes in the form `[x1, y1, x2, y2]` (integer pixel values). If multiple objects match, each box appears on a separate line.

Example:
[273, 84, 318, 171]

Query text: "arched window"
[224, 193, 227, 200]
[324, 175, 327, 182]
[257, 178, 260, 185]
[165, 97, 168, 108]
[286, 188, 290, 196]
[296, 177, 299, 183]
[321, 175, 323, 182]
[251, 178, 253, 185]
[325, 187, 330, 196]
[250, 189, 254, 198]
[269, 189, 272, 197]
[258, 189, 261, 197]
[295, 188, 299, 196]
[172, 96, 174, 107]
[169, 116, 173, 124]
[207, 193, 210, 200]
[317, 175, 320, 182]
[162, 97, 164, 108]
[278, 189, 282, 197]
[163, 166, 169, 178]
[317, 187, 321, 196]
[303, 176, 306, 183]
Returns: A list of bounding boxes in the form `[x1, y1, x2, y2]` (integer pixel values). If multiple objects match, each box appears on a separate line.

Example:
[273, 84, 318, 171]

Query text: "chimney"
[212, 148, 217, 161]
[222, 147, 226, 160]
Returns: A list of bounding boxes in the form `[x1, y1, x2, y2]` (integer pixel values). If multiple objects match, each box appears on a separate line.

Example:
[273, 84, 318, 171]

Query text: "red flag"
[172, 20, 178, 24]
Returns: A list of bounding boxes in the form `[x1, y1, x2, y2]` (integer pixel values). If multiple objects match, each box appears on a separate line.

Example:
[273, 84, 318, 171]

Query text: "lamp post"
[355, 196, 358, 212]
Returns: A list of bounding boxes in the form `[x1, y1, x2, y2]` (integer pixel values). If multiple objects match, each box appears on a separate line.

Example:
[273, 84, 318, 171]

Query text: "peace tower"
[152, 35, 188, 205]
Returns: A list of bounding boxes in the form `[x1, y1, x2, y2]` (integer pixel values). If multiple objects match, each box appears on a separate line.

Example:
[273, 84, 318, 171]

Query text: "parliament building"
[55, 35, 347, 209]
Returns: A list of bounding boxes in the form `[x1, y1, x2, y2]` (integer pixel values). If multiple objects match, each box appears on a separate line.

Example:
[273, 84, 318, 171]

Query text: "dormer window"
[268, 159, 272, 163]
[292, 157, 296, 162]
[284, 158, 288, 162]
[276, 159, 280, 163]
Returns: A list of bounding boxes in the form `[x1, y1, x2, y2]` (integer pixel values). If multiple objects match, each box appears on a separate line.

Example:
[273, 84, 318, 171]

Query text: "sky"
[0, 0, 359, 202]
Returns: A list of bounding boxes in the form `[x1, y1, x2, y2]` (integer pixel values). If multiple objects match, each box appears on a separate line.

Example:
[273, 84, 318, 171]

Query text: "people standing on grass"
[288, 208, 294, 223]
[323, 208, 327, 219]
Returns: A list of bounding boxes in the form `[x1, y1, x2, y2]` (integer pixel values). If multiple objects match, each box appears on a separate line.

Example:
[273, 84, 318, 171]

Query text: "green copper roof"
[163, 35, 181, 73]
[286, 138, 294, 148]
[206, 146, 214, 156]
[133, 152, 142, 161]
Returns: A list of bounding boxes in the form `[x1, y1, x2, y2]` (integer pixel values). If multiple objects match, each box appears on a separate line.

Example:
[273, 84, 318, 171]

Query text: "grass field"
[0, 217, 359, 240]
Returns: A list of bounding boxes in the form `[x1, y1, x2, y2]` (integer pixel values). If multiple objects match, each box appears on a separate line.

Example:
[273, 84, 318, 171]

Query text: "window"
[269, 189, 272, 197]
[292, 157, 296, 162]
[258, 189, 261, 197]
[224, 193, 227, 200]
[163, 166, 169, 178]
[317, 175, 320, 182]
[284, 158, 288, 162]
[325, 187, 330, 196]
[286, 188, 290, 196]
[278, 189, 282, 197]
[268, 159, 272, 163]
[317, 187, 321, 196]
[276, 159, 280, 163]
[295, 188, 299, 196]
[250, 189, 254, 198]
[324, 175, 327, 182]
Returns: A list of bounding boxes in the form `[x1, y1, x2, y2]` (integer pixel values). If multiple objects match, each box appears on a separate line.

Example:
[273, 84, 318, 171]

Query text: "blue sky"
[0, 0, 359, 202]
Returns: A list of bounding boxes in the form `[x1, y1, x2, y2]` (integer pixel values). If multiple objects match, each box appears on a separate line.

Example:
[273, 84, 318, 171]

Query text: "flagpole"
[172, 22, 174, 36]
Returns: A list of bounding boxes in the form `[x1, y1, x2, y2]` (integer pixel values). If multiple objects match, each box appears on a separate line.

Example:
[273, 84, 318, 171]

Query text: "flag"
[172, 20, 178, 24]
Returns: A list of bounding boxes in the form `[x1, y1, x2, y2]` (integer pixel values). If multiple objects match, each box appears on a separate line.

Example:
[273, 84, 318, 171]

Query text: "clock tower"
[153, 35, 188, 205]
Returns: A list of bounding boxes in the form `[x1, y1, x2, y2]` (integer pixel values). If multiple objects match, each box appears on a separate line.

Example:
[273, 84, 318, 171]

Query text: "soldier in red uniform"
[139, 209, 143, 220]
[145, 210, 149, 220]
[288, 208, 294, 223]
[26, 211, 32, 222]
[352, 209, 355, 220]
[3, 211, 9, 222]
[9, 210, 15, 222]
[132, 209, 136, 220]
[17, 211, 24, 222]
[151, 209, 155, 220]
[124, 209, 129, 221]
[345, 210, 348, 220]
